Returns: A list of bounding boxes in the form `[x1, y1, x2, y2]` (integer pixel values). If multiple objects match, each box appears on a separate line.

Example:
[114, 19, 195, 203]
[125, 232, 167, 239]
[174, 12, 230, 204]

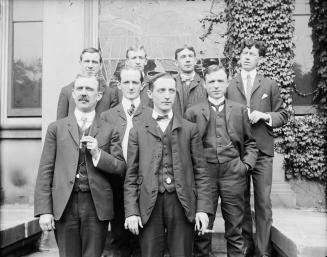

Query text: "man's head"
[240, 39, 266, 72]
[148, 73, 176, 114]
[72, 75, 102, 112]
[79, 47, 102, 76]
[175, 45, 197, 74]
[204, 65, 228, 100]
[125, 45, 147, 72]
[118, 66, 143, 101]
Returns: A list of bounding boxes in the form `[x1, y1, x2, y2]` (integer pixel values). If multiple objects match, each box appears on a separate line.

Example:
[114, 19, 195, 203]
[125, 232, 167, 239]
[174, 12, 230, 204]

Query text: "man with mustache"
[34, 75, 125, 257]
[57, 47, 118, 119]
[226, 39, 288, 257]
[124, 72, 213, 257]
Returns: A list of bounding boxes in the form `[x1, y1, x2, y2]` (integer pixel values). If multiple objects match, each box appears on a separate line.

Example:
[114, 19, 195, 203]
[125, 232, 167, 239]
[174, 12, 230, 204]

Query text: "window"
[8, 0, 43, 117]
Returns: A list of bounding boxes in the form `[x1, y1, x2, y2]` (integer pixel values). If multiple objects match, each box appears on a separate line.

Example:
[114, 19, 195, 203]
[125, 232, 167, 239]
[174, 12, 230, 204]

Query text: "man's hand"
[124, 215, 143, 235]
[195, 212, 209, 235]
[249, 110, 270, 124]
[80, 135, 101, 159]
[39, 214, 55, 232]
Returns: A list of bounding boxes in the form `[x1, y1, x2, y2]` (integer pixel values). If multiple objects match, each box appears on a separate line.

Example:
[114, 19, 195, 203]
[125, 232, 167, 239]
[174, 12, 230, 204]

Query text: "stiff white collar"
[208, 96, 225, 106]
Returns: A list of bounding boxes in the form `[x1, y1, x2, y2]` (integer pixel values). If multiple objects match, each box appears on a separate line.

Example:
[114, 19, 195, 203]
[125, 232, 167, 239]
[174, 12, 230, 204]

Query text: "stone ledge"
[271, 208, 327, 257]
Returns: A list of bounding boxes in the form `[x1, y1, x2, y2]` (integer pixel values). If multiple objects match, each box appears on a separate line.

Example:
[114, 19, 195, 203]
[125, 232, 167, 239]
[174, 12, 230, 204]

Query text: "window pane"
[12, 22, 42, 110]
[292, 15, 315, 106]
[13, 0, 43, 21]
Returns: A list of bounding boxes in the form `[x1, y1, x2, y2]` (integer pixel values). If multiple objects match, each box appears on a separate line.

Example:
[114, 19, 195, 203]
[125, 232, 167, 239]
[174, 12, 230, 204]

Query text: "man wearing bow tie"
[173, 45, 207, 116]
[124, 72, 213, 257]
[185, 65, 258, 257]
[101, 66, 150, 257]
[34, 75, 125, 257]
[226, 39, 288, 257]
[56, 47, 118, 120]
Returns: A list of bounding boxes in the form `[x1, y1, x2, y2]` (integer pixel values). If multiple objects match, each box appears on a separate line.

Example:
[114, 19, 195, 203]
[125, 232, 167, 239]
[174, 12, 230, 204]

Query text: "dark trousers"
[194, 157, 247, 257]
[54, 191, 109, 257]
[139, 191, 194, 257]
[242, 152, 273, 257]
[106, 182, 140, 257]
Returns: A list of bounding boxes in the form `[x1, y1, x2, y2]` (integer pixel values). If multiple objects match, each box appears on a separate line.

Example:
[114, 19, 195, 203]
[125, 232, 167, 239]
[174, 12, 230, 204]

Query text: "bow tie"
[156, 114, 169, 121]
[127, 104, 135, 116]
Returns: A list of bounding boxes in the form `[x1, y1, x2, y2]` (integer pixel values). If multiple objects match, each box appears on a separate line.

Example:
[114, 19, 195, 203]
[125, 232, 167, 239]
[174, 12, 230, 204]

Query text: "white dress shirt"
[208, 96, 225, 112]
[121, 97, 141, 160]
[152, 109, 173, 132]
[240, 69, 272, 126]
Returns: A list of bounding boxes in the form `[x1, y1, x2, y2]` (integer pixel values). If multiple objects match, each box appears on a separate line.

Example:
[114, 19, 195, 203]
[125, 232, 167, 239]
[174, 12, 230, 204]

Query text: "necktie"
[210, 101, 225, 112]
[246, 74, 252, 105]
[80, 116, 88, 148]
[127, 103, 135, 116]
[156, 114, 169, 121]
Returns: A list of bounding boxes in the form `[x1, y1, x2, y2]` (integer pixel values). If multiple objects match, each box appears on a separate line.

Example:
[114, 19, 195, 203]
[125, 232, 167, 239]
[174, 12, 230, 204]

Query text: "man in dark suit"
[226, 39, 288, 257]
[56, 47, 118, 119]
[173, 45, 207, 116]
[34, 75, 126, 257]
[101, 66, 149, 257]
[185, 65, 258, 257]
[124, 72, 213, 257]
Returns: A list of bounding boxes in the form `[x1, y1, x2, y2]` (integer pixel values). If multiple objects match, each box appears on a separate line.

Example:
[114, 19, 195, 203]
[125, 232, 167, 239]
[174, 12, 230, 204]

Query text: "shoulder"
[257, 74, 276, 86]
[226, 99, 245, 109]
[60, 82, 74, 94]
[186, 102, 206, 114]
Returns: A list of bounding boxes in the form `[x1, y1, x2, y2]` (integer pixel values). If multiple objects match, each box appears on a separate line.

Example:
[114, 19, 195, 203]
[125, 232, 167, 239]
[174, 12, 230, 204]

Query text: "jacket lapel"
[201, 102, 210, 121]
[225, 99, 233, 124]
[67, 115, 79, 147]
[189, 73, 201, 92]
[175, 76, 184, 113]
[250, 74, 262, 98]
[172, 114, 183, 132]
[235, 74, 246, 100]
[145, 115, 161, 139]
[89, 116, 100, 138]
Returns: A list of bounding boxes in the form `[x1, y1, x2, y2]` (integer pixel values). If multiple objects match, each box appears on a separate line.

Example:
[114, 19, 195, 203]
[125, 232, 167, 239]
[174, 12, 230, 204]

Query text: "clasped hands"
[124, 212, 209, 236]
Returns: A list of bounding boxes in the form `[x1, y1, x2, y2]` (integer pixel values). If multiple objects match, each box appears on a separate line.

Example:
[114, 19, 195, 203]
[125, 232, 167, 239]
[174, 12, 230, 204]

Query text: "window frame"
[7, 0, 43, 117]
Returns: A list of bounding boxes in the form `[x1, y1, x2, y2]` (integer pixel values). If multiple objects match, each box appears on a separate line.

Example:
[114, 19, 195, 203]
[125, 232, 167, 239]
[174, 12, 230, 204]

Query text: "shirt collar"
[74, 108, 96, 122]
[208, 96, 225, 106]
[241, 69, 257, 81]
[122, 97, 141, 111]
[180, 71, 196, 82]
[152, 109, 173, 120]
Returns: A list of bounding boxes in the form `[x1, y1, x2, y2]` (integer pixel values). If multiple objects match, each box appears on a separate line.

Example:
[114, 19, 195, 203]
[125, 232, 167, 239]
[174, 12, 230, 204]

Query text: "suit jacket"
[124, 113, 213, 225]
[226, 73, 288, 156]
[173, 73, 207, 116]
[57, 81, 119, 120]
[34, 116, 126, 221]
[185, 99, 258, 169]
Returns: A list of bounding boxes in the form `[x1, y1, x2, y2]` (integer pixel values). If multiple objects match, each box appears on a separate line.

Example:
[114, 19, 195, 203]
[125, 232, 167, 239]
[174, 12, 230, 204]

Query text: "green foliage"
[200, 0, 327, 181]
[309, 0, 327, 111]
[277, 114, 327, 180]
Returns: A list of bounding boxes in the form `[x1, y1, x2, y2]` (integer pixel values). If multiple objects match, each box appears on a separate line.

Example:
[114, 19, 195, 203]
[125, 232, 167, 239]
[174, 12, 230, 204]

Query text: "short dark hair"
[204, 64, 227, 81]
[175, 45, 196, 60]
[80, 47, 103, 63]
[118, 65, 144, 84]
[240, 39, 266, 57]
[148, 72, 176, 91]
[74, 74, 101, 91]
[125, 45, 147, 59]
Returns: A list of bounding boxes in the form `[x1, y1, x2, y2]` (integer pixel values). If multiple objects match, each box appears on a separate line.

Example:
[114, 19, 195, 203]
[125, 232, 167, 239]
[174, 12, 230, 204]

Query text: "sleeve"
[267, 81, 288, 128]
[96, 127, 126, 176]
[190, 125, 213, 215]
[34, 124, 57, 217]
[56, 88, 69, 120]
[124, 127, 141, 218]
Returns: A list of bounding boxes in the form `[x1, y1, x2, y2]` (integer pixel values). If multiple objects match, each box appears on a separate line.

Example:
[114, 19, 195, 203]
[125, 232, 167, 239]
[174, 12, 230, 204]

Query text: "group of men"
[34, 39, 287, 257]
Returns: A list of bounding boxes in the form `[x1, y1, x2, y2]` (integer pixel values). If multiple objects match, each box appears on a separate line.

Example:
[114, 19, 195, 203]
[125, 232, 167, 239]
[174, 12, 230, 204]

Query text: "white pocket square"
[262, 93, 268, 99]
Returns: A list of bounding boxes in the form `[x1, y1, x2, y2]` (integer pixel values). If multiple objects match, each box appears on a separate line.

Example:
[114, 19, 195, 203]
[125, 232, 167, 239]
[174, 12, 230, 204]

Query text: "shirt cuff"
[265, 113, 272, 126]
[92, 150, 101, 167]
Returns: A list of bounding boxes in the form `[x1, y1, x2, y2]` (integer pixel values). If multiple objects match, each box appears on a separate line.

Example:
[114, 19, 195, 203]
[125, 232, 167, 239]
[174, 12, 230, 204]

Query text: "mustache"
[78, 96, 89, 101]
